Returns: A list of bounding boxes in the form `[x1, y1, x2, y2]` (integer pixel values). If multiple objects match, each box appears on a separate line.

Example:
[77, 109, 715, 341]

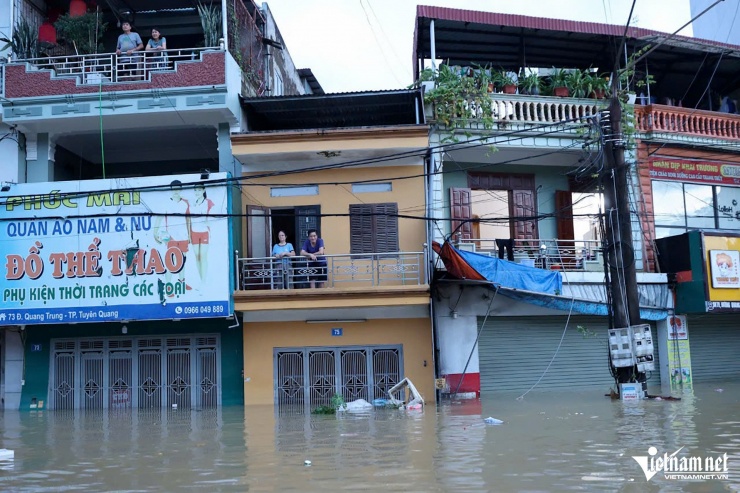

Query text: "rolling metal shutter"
[687, 315, 740, 382]
[478, 316, 660, 393]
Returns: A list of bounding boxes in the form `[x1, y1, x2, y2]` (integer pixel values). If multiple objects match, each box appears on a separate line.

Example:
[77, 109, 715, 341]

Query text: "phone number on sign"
[181, 305, 225, 315]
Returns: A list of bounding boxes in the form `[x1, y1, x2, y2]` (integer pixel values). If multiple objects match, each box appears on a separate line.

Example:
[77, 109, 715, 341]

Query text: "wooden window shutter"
[511, 189, 538, 240]
[449, 187, 472, 241]
[554, 191, 575, 240]
[350, 203, 398, 254]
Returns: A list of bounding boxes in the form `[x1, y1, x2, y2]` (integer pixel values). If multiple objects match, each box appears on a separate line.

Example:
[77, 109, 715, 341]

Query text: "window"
[270, 185, 318, 197]
[351, 182, 392, 193]
[349, 203, 399, 254]
[652, 180, 740, 238]
[273, 70, 284, 96]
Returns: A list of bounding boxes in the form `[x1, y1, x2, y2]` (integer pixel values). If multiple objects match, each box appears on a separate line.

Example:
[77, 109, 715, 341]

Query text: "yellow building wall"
[242, 166, 426, 255]
[243, 317, 435, 406]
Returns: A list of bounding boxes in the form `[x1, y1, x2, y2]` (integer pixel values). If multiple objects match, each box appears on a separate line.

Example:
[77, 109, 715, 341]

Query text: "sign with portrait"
[0, 173, 231, 325]
[709, 250, 740, 289]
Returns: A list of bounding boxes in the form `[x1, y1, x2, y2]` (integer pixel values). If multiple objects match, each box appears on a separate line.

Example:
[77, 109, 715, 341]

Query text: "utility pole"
[602, 75, 644, 386]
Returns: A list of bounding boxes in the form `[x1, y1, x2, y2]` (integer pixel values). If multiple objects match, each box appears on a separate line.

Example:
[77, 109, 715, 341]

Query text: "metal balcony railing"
[18, 47, 220, 84]
[453, 237, 604, 272]
[236, 252, 427, 291]
[634, 104, 740, 141]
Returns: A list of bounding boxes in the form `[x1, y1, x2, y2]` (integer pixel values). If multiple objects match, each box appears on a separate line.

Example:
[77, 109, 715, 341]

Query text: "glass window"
[351, 183, 392, 193]
[652, 181, 686, 227]
[655, 227, 687, 240]
[270, 185, 318, 197]
[716, 186, 740, 230]
[684, 184, 715, 229]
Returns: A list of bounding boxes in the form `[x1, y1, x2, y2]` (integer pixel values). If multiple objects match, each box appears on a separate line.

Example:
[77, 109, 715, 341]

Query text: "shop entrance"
[50, 335, 220, 410]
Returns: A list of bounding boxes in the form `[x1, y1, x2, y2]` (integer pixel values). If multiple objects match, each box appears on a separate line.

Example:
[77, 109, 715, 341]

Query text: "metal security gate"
[478, 316, 660, 393]
[688, 315, 740, 382]
[50, 335, 220, 410]
[275, 345, 403, 411]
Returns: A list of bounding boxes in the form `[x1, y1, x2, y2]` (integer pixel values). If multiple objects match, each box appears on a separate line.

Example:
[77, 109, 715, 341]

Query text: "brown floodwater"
[1, 381, 739, 492]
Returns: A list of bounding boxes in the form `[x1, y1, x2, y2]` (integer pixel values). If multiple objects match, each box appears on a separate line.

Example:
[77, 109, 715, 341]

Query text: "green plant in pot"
[548, 67, 569, 97]
[519, 72, 541, 95]
[55, 13, 107, 55]
[494, 69, 517, 94]
[589, 73, 609, 99]
[198, 1, 223, 48]
[1, 18, 40, 59]
[565, 69, 588, 98]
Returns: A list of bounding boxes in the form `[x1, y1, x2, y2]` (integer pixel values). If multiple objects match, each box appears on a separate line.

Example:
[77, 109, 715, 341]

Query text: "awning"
[433, 241, 669, 321]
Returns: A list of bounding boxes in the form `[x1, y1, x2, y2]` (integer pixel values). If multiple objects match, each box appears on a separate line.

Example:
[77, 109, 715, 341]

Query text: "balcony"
[428, 92, 604, 134]
[237, 252, 428, 291]
[3, 48, 227, 100]
[453, 238, 604, 272]
[634, 104, 740, 142]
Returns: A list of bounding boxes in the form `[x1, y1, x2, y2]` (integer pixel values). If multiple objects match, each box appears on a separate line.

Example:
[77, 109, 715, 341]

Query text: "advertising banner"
[0, 174, 231, 325]
[703, 234, 740, 312]
[648, 158, 740, 186]
[666, 315, 692, 391]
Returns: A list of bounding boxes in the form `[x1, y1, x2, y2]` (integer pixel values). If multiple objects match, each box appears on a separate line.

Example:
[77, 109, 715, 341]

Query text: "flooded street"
[1, 382, 739, 492]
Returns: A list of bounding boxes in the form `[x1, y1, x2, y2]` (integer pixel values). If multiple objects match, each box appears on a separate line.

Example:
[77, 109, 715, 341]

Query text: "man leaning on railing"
[116, 22, 144, 81]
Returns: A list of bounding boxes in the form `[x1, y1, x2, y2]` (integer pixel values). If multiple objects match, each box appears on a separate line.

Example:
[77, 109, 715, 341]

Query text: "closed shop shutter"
[478, 316, 660, 393]
[687, 314, 740, 382]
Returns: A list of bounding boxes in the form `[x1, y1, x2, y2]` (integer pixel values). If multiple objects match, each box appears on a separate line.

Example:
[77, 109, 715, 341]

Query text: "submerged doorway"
[274, 345, 403, 412]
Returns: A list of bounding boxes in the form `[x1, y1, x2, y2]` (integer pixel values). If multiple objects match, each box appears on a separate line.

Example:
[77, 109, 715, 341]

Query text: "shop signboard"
[648, 158, 740, 186]
[703, 234, 740, 312]
[0, 174, 231, 325]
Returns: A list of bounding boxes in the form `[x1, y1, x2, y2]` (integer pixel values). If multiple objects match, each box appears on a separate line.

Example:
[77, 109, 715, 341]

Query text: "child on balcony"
[146, 28, 168, 71]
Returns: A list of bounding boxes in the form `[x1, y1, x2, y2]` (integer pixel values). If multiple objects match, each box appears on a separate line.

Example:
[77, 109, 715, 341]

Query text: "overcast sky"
[263, 0, 696, 93]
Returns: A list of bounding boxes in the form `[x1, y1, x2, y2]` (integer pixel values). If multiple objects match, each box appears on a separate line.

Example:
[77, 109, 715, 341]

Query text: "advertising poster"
[667, 315, 692, 391]
[0, 174, 231, 325]
[703, 235, 740, 311]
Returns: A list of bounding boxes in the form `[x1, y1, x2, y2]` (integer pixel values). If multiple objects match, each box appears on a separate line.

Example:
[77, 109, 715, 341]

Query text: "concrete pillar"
[435, 312, 480, 397]
[2, 328, 24, 410]
[25, 133, 55, 183]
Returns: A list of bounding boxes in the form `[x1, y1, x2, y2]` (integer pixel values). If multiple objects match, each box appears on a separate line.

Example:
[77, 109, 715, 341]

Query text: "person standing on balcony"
[116, 22, 144, 80]
[272, 230, 295, 288]
[146, 28, 168, 70]
[300, 229, 327, 288]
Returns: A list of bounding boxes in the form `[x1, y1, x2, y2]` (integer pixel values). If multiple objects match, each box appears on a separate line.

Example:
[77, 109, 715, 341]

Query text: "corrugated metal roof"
[240, 89, 425, 131]
[413, 5, 740, 108]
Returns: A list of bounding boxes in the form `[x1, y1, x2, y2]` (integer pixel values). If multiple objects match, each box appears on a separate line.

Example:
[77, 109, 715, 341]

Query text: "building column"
[2, 328, 24, 410]
[434, 311, 480, 398]
[25, 133, 55, 183]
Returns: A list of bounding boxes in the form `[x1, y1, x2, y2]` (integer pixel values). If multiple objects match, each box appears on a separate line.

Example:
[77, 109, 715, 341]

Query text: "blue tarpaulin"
[455, 247, 563, 295]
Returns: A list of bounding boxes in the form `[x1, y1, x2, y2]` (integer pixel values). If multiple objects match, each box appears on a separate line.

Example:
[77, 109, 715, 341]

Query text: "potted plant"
[198, 1, 223, 48]
[55, 13, 107, 55]
[519, 72, 541, 95]
[548, 68, 569, 97]
[565, 69, 588, 98]
[0, 19, 40, 60]
[494, 69, 517, 94]
[592, 74, 609, 99]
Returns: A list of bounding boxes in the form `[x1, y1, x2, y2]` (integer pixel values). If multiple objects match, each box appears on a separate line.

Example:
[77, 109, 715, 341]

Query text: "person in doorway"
[272, 230, 295, 288]
[116, 22, 144, 80]
[189, 184, 214, 289]
[145, 28, 168, 70]
[153, 180, 191, 296]
[300, 229, 327, 288]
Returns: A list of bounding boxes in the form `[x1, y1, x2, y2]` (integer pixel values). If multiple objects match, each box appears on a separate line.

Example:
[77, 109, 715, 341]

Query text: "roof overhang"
[413, 5, 740, 105]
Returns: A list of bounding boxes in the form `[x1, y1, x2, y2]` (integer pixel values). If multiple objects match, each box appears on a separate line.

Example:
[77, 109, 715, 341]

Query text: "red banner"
[648, 159, 740, 186]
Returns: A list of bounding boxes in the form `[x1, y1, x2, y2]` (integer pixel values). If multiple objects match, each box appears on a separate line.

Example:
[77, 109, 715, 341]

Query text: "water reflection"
[1, 383, 738, 492]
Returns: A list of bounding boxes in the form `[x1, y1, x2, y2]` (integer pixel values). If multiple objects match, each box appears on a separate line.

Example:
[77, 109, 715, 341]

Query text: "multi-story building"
[0, 0, 316, 410]
[413, 6, 739, 397]
[232, 89, 435, 411]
